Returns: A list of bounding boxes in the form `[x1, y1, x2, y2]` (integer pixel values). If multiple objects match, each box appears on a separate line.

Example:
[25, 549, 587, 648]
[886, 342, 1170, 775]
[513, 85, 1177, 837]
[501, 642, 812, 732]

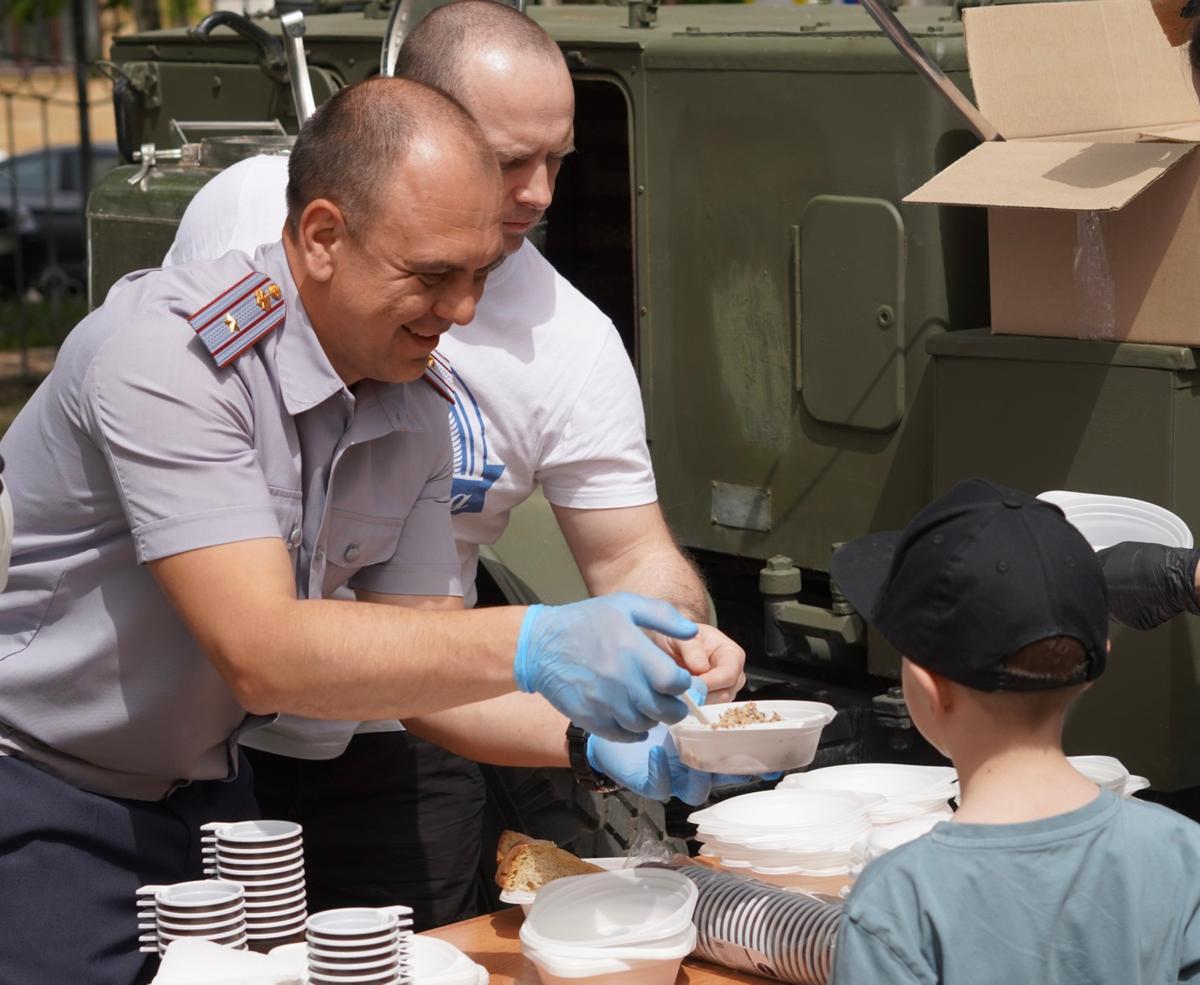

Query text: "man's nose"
[515, 162, 553, 211]
[432, 288, 478, 327]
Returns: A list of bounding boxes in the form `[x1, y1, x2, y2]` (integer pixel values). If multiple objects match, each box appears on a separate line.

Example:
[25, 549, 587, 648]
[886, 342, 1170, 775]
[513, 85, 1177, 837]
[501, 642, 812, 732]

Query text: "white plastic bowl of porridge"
[669, 700, 837, 773]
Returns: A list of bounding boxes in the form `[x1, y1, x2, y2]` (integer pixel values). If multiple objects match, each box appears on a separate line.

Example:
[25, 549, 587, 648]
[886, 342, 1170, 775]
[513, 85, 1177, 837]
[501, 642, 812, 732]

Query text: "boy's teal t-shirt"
[833, 790, 1200, 985]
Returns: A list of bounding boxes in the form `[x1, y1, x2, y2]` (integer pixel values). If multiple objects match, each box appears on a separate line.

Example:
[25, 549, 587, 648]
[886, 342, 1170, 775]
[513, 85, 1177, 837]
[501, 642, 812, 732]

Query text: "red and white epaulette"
[187, 272, 285, 368]
[422, 350, 455, 403]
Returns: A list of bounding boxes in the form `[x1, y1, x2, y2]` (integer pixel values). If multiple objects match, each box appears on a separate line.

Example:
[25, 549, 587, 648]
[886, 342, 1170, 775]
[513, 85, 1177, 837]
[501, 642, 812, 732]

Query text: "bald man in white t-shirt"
[165, 1, 747, 929]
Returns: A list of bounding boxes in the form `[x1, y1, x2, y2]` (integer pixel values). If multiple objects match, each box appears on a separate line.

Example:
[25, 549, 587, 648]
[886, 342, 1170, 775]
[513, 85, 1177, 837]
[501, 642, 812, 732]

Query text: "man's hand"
[586, 682, 757, 805]
[655, 623, 746, 704]
[513, 593, 696, 743]
[1097, 541, 1200, 630]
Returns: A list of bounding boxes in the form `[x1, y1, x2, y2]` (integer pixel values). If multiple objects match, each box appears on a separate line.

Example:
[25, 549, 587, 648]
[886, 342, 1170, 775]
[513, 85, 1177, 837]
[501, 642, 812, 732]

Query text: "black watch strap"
[566, 724, 620, 794]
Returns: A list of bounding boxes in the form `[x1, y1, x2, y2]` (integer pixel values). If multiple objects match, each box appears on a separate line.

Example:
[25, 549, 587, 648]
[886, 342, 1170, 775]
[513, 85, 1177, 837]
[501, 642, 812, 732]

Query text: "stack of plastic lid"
[519, 868, 698, 985]
[778, 763, 958, 824]
[1069, 755, 1151, 797]
[689, 789, 880, 882]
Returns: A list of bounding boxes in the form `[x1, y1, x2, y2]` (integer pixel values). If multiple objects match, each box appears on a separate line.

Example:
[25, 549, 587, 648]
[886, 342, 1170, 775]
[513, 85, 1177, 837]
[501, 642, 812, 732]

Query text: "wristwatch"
[565, 724, 620, 794]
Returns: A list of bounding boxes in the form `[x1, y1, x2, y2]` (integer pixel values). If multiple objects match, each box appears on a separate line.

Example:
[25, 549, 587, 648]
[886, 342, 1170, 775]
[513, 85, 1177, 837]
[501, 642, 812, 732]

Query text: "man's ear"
[292, 198, 349, 284]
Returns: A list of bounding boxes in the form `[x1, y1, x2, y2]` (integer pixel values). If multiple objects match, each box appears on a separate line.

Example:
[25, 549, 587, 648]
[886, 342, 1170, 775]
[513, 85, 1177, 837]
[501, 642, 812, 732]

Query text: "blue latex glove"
[514, 593, 697, 743]
[585, 680, 758, 805]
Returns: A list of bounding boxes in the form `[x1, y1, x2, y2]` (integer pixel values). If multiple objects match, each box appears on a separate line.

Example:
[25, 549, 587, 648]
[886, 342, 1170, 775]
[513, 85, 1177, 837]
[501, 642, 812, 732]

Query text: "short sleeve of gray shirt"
[79, 290, 280, 563]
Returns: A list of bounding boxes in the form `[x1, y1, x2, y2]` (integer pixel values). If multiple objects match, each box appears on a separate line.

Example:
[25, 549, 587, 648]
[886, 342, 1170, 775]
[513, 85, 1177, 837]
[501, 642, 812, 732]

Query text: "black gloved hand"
[1096, 541, 1200, 631]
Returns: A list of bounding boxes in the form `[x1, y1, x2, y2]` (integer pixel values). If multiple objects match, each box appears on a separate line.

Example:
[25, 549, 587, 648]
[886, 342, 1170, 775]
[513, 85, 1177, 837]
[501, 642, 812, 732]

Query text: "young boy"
[829, 478, 1200, 985]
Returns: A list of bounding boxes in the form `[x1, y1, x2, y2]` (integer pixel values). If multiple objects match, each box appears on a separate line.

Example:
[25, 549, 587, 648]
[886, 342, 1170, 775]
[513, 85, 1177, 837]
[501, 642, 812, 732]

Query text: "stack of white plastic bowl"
[519, 868, 698, 985]
[1036, 490, 1193, 551]
[1069, 755, 1151, 797]
[778, 763, 958, 824]
[689, 789, 880, 889]
[850, 813, 950, 873]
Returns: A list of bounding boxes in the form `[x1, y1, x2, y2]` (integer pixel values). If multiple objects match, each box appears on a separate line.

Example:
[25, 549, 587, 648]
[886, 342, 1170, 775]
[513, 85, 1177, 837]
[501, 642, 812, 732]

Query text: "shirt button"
[314, 546, 326, 563]
[343, 544, 361, 564]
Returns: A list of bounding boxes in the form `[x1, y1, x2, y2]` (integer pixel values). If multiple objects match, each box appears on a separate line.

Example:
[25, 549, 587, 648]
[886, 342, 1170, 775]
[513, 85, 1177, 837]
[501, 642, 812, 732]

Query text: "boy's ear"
[908, 661, 954, 714]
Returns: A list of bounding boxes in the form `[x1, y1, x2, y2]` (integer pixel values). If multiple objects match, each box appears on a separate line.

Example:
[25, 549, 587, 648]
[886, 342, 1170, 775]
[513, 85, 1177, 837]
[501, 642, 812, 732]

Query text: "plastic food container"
[499, 857, 625, 914]
[1037, 490, 1193, 551]
[669, 701, 837, 773]
[521, 869, 698, 951]
[520, 871, 698, 985]
[520, 925, 697, 985]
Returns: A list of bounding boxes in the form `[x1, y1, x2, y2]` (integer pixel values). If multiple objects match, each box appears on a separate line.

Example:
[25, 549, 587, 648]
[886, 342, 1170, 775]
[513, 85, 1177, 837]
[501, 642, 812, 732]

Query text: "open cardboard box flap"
[905, 0, 1200, 213]
[1138, 123, 1200, 143]
[904, 139, 1197, 211]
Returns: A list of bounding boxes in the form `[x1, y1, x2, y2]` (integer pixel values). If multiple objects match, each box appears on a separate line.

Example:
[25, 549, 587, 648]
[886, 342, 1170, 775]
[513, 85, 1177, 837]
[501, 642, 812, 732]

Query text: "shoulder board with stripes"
[422, 351, 455, 403]
[187, 271, 286, 368]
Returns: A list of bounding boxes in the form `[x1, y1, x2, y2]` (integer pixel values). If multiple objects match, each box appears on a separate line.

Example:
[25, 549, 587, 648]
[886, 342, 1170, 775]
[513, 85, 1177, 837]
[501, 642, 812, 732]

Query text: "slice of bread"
[495, 841, 604, 893]
[495, 829, 546, 869]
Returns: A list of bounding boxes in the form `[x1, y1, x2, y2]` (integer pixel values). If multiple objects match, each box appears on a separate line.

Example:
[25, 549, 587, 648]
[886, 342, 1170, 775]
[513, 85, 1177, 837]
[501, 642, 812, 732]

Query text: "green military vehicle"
[89, 0, 1200, 835]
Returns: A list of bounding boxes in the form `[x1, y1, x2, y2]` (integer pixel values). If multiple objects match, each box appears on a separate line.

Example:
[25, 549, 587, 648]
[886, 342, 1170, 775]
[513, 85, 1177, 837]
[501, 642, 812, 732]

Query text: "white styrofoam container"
[669, 701, 836, 773]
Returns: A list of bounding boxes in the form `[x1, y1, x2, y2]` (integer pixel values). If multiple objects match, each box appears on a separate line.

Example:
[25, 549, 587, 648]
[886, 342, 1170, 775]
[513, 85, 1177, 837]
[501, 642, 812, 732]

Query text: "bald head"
[395, 0, 565, 106]
[285, 76, 496, 237]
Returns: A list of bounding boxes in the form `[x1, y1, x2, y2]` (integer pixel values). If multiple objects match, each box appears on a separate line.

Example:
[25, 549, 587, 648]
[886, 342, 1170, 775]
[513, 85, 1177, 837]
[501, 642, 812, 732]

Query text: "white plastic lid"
[523, 869, 697, 949]
[689, 788, 878, 832]
[779, 763, 957, 802]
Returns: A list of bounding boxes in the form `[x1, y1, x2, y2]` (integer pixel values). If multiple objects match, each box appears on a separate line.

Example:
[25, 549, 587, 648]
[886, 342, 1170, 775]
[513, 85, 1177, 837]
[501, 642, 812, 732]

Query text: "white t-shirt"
[165, 154, 657, 759]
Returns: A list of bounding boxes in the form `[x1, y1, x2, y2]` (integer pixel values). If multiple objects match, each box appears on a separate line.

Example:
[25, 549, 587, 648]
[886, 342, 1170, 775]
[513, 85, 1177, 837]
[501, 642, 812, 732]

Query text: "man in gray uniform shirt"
[0, 79, 719, 985]
[165, 1, 751, 930]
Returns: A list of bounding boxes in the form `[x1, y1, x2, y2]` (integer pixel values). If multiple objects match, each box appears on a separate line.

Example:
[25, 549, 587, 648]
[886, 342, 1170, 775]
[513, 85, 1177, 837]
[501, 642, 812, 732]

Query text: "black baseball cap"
[831, 479, 1108, 691]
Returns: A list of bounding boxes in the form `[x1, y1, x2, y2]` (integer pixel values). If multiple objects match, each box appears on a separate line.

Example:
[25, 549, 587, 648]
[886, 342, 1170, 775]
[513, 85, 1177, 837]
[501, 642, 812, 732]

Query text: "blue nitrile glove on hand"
[585, 680, 764, 805]
[514, 593, 697, 743]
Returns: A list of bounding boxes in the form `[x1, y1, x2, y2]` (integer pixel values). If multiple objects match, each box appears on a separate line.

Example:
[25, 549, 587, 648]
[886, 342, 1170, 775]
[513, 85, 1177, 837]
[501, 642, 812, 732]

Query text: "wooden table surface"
[425, 906, 771, 985]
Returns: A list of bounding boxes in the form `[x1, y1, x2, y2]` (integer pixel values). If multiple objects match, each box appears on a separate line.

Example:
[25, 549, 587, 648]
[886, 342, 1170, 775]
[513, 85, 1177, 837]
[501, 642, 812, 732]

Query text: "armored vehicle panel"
[93, 4, 1200, 793]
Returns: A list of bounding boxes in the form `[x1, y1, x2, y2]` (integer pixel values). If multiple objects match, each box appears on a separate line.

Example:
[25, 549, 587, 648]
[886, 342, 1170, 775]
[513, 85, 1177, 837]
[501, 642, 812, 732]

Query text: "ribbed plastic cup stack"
[202, 820, 307, 951]
[136, 880, 248, 957]
[305, 906, 414, 985]
[663, 860, 843, 985]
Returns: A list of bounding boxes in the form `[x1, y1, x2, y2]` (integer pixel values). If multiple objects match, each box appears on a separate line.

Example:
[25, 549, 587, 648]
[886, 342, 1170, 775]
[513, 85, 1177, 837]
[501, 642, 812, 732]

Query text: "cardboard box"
[905, 0, 1200, 345]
